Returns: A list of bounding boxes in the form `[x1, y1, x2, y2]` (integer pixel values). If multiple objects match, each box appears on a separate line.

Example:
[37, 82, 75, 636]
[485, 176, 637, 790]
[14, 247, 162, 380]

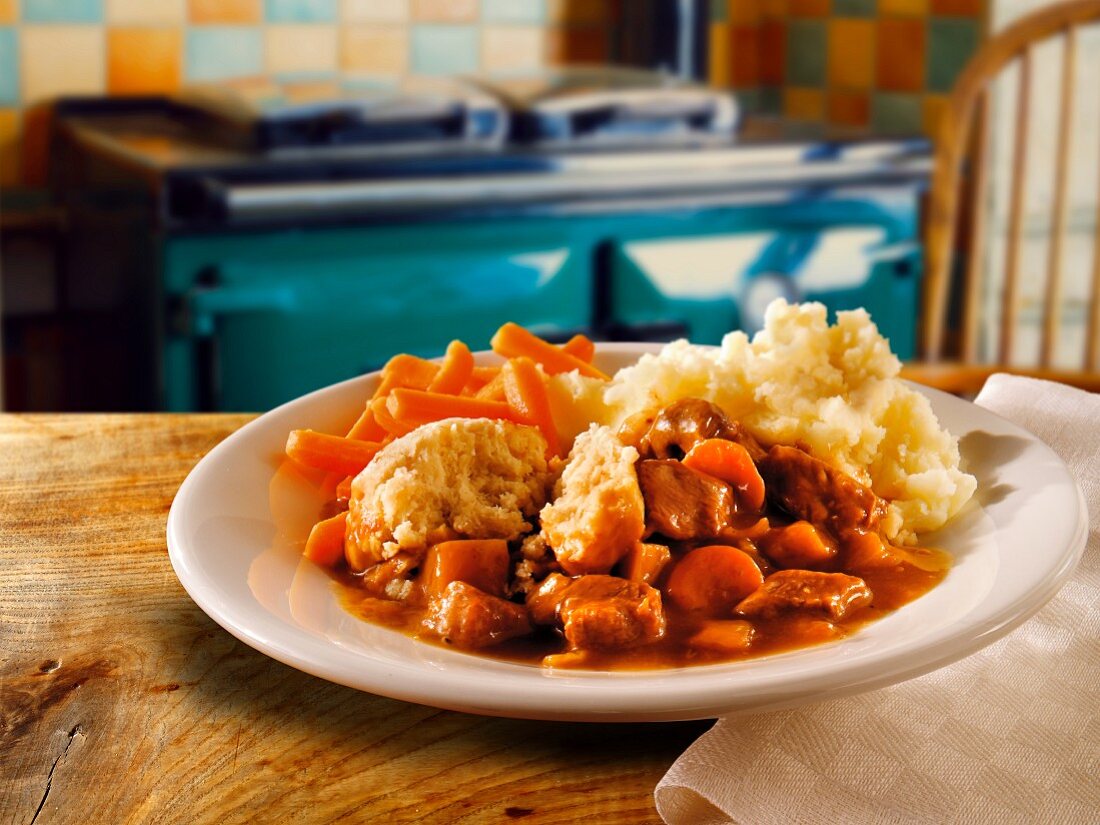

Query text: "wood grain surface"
[0, 415, 710, 825]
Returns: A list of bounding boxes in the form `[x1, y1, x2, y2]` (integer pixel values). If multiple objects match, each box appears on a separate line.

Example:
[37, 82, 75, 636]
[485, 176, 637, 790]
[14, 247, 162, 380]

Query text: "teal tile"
[832, 0, 876, 15]
[735, 87, 760, 114]
[757, 86, 782, 114]
[24, 0, 102, 22]
[186, 27, 263, 82]
[0, 28, 16, 105]
[872, 92, 922, 133]
[264, 0, 337, 22]
[411, 25, 478, 76]
[483, 0, 546, 23]
[928, 18, 979, 92]
[786, 20, 825, 87]
[710, 0, 729, 22]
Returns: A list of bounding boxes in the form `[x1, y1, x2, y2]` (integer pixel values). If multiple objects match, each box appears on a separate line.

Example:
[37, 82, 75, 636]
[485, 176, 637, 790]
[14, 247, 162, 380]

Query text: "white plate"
[167, 345, 1088, 722]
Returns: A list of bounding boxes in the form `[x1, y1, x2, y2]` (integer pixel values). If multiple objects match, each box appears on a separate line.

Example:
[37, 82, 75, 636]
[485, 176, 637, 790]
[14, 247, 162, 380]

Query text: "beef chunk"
[636, 459, 734, 541]
[525, 574, 666, 650]
[422, 581, 532, 649]
[757, 445, 887, 534]
[640, 398, 765, 461]
[525, 572, 574, 625]
[735, 570, 873, 621]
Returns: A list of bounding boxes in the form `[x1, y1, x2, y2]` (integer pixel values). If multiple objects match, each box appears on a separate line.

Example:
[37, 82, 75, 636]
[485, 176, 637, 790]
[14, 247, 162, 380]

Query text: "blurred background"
[0, 0, 1096, 411]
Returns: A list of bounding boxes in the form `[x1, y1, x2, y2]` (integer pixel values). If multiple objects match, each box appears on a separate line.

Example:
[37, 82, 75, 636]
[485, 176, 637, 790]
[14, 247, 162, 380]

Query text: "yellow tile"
[340, 24, 407, 75]
[0, 108, 21, 186]
[107, 0, 185, 24]
[709, 22, 730, 88]
[265, 24, 338, 74]
[922, 93, 949, 137]
[879, 0, 928, 15]
[784, 87, 824, 120]
[729, 0, 761, 25]
[0, 0, 18, 24]
[828, 19, 874, 89]
[342, 0, 409, 21]
[22, 26, 106, 104]
[108, 27, 182, 94]
[481, 25, 542, 71]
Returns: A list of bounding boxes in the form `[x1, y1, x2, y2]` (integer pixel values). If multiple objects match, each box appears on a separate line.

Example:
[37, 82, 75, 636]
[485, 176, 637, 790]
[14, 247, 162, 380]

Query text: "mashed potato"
[550, 300, 975, 542]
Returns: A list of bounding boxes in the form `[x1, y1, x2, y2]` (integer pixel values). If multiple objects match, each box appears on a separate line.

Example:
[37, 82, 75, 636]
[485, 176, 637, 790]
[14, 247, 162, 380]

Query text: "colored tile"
[185, 26, 262, 80]
[24, 0, 102, 21]
[788, 0, 828, 17]
[410, 24, 477, 74]
[265, 24, 337, 73]
[0, 27, 17, 105]
[342, 0, 408, 21]
[927, 17, 978, 92]
[412, 0, 476, 22]
[340, 24, 407, 74]
[760, 19, 785, 84]
[827, 19, 873, 89]
[264, 0, 335, 21]
[545, 26, 607, 63]
[757, 85, 781, 113]
[546, 0, 611, 25]
[481, 24, 542, 70]
[931, 0, 980, 15]
[786, 19, 825, 86]
[107, 27, 182, 94]
[731, 23, 759, 87]
[735, 87, 761, 113]
[107, 0, 185, 23]
[879, 0, 926, 13]
[729, 0, 760, 24]
[872, 90, 922, 132]
[922, 91, 948, 135]
[826, 89, 869, 125]
[0, 0, 15, 23]
[784, 86, 823, 120]
[190, 0, 260, 22]
[710, 0, 727, 21]
[877, 18, 925, 91]
[709, 21, 730, 86]
[21, 26, 105, 102]
[483, 0, 543, 23]
[833, 0, 874, 13]
[760, 0, 786, 16]
[0, 108, 20, 186]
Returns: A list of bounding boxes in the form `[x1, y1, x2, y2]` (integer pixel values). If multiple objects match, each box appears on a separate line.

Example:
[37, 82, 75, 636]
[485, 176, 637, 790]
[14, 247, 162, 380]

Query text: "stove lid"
[175, 75, 506, 153]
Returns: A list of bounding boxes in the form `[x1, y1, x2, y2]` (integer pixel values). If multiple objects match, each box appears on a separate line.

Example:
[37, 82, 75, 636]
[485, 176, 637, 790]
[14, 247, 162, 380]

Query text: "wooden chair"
[904, 0, 1100, 394]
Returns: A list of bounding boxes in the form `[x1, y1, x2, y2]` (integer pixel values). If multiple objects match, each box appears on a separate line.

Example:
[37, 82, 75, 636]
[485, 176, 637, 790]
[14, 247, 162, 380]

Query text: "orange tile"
[760, 0, 787, 16]
[0, 108, 20, 186]
[0, 0, 17, 23]
[545, 27, 608, 64]
[341, 25, 408, 75]
[827, 19, 873, 89]
[826, 89, 869, 125]
[412, 0, 477, 22]
[709, 22, 730, 87]
[108, 28, 182, 95]
[189, 0, 261, 23]
[784, 87, 823, 120]
[877, 18, 925, 92]
[922, 92, 948, 136]
[931, 0, 981, 15]
[788, 0, 828, 17]
[731, 24, 759, 87]
[547, 0, 613, 25]
[760, 19, 785, 84]
[482, 25, 542, 71]
[729, 0, 761, 25]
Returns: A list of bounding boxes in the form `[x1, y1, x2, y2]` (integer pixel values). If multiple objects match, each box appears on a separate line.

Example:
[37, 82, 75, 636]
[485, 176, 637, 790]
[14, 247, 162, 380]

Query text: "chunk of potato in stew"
[333, 397, 950, 669]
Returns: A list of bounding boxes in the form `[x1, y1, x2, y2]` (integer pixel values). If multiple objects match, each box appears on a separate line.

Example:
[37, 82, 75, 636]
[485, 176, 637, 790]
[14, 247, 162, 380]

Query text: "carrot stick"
[490, 322, 608, 380]
[474, 370, 508, 402]
[370, 396, 415, 437]
[561, 333, 596, 363]
[501, 357, 561, 457]
[463, 365, 500, 394]
[335, 475, 354, 500]
[374, 353, 440, 398]
[303, 511, 347, 567]
[428, 340, 474, 395]
[346, 404, 388, 442]
[286, 430, 384, 477]
[387, 387, 525, 427]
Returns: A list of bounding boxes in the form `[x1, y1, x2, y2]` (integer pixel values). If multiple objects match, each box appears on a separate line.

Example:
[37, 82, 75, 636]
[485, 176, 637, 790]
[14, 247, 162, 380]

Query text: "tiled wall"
[0, 0, 618, 186]
[707, 0, 985, 135]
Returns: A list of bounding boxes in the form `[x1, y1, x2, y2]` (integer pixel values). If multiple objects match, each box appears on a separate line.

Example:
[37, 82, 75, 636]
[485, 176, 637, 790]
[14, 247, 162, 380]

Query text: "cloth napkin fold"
[655, 374, 1099, 825]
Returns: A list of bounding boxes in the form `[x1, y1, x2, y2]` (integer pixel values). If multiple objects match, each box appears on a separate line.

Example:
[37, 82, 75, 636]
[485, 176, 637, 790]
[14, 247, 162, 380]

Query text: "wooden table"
[0, 415, 709, 824]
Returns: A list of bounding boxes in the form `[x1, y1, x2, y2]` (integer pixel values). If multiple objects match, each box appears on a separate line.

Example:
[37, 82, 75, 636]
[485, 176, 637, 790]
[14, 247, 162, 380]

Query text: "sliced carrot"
[620, 542, 671, 585]
[303, 511, 347, 567]
[561, 333, 596, 363]
[688, 620, 756, 654]
[428, 340, 475, 395]
[683, 438, 766, 512]
[759, 521, 838, 570]
[501, 356, 561, 457]
[665, 545, 764, 615]
[388, 387, 524, 427]
[474, 370, 508, 402]
[374, 353, 440, 398]
[370, 396, 415, 437]
[421, 539, 510, 598]
[286, 430, 384, 477]
[490, 322, 608, 380]
[335, 475, 353, 501]
[346, 404, 388, 442]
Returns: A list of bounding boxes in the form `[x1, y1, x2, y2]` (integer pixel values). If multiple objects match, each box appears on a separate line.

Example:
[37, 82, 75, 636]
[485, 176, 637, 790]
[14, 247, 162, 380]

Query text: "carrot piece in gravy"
[501, 356, 562, 457]
[682, 438, 766, 512]
[422, 539, 510, 598]
[759, 521, 839, 570]
[665, 545, 764, 615]
[286, 429, 384, 477]
[620, 542, 672, 585]
[303, 511, 347, 567]
[490, 322, 608, 380]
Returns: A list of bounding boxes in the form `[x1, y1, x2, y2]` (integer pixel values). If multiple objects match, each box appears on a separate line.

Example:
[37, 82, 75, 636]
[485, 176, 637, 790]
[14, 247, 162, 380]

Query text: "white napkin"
[655, 374, 1100, 825]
